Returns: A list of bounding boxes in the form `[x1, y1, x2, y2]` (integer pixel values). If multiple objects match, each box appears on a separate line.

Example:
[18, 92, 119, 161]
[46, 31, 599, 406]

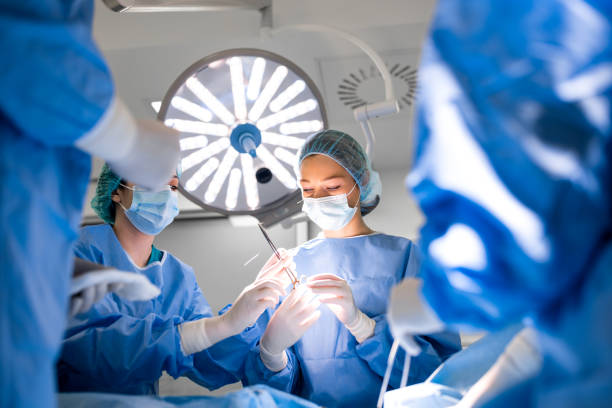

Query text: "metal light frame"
[158, 48, 328, 226]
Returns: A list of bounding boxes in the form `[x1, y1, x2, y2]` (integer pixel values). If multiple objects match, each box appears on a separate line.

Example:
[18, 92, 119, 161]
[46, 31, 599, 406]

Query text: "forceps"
[257, 223, 299, 289]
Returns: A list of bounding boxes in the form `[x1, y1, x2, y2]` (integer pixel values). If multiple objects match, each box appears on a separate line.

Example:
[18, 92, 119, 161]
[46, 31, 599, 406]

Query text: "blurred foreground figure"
[394, 0, 612, 406]
[0, 1, 178, 407]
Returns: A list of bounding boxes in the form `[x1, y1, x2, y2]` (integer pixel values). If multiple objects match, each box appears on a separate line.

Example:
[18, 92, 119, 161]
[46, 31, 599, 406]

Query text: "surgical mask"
[118, 184, 179, 235]
[302, 184, 358, 231]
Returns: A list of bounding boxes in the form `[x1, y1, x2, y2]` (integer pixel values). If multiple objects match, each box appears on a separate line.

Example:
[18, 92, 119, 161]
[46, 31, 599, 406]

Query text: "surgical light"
[158, 49, 327, 225]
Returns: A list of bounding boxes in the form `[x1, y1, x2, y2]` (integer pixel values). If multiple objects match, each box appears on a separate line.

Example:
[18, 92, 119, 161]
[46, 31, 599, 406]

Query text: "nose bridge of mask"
[133, 189, 175, 207]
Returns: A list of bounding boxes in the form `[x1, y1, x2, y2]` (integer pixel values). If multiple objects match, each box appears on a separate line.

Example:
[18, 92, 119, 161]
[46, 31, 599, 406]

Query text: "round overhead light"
[158, 49, 328, 219]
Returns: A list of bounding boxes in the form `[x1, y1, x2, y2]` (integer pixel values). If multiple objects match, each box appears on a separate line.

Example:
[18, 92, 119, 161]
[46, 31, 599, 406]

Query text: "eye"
[302, 188, 313, 193]
[327, 185, 341, 191]
[170, 185, 178, 192]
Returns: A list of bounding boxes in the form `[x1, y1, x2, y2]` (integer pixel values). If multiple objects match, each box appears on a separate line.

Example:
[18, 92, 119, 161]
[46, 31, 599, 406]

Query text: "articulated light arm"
[267, 23, 399, 157]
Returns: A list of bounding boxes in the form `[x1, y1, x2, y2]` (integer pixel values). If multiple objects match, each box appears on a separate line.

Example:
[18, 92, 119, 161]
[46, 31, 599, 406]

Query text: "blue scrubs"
[411, 0, 612, 405]
[57, 224, 249, 394]
[0, 1, 113, 406]
[242, 234, 461, 408]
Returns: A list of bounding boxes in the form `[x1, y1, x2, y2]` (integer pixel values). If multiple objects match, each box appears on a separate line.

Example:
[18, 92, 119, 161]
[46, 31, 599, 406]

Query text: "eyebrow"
[300, 175, 347, 183]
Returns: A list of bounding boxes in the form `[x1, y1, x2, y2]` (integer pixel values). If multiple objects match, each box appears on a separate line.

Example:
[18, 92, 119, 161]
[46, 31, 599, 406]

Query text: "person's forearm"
[179, 314, 239, 355]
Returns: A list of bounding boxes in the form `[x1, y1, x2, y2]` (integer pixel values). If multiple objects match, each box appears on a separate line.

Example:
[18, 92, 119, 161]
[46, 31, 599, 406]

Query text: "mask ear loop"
[119, 183, 135, 191]
[116, 184, 133, 213]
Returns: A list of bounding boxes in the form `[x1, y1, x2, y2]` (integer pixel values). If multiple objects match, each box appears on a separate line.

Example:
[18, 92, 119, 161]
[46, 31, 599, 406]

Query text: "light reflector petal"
[181, 137, 230, 172]
[248, 66, 288, 122]
[225, 168, 242, 209]
[241, 154, 259, 209]
[205, 148, 239, 203]
[180, 135, 209, 151]
[171, 96, 213, 122]
[257, 145, 297, 190]
[165, 119, 229, 136]
[261, 132, 306, 149]
[186, 77, 236, 126]
[279, 120, 323, 135]
[257, 99, 318, 131]
[228, 57, 247, 120]
[247, 57, 266, 101]
[185, 158, 219, 192]
[269, 80, 305, 112]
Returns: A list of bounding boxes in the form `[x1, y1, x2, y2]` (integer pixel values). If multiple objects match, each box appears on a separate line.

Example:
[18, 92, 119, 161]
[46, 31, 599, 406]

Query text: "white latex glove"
[387, 277, 445, 356]
[255, 248, 297, 289]
[179, 279, 286, 356]
[307, 273, 375, 343]
[69, 269, 161, 317]
[260, 285, 321, 371]
[225, 278, 286, 333]
[70, 282, 123, 317]
[76, 97, 180, 191]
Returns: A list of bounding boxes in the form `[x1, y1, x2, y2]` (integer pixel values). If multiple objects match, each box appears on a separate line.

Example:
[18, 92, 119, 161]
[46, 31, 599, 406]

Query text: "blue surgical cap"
[91, 164, 122, 224]
[298, 129, 381, 215]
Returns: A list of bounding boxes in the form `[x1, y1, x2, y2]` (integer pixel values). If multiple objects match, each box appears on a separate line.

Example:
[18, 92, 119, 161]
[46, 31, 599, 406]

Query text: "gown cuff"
[75, 96, 137, 162]
[259, 342, 288, 372]
[346, 310, 376, 343]
[179, 318, 213, 356]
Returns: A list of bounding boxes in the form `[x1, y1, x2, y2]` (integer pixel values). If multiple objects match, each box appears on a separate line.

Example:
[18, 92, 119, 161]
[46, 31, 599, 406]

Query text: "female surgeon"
[241, 130, 461, 407]
[57, 164, 290, 394]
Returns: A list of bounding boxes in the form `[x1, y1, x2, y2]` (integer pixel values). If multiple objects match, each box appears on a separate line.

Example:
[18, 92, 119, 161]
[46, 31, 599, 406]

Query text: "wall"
[153, 167, 422, 395]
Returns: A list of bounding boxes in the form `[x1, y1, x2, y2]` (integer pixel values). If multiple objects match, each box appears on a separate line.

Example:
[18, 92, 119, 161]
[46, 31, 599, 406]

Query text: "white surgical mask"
[302, 184, 358, 231]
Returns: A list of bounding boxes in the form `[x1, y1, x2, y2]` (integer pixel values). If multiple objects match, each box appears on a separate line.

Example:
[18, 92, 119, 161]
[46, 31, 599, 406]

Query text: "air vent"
[337, 63, 417, 111]
[318, 51, 420, 123]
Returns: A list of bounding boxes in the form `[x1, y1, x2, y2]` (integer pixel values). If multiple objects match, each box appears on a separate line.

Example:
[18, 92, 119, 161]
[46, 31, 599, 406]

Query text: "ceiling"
[92, 0, 436, 171]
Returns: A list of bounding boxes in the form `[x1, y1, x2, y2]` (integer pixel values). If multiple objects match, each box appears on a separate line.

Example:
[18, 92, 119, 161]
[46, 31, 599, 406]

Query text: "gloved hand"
[259, 285, 321, 371]
[69, 282, 124, 317]
[76, 97, 180, 191]
[387, 277, 445, 356]
[69, 265, 161, 317]
[255, 248, 297, 289]
[307, 273, 375, 343]
[179, 279, 285, 356]
[224, 278, 286, 333]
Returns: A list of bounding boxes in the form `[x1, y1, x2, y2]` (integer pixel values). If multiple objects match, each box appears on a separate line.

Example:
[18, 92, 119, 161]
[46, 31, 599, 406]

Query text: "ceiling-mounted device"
[158, 49, 328, 227]
[264, 23, 400, 157]
[102, 0, 269, 13]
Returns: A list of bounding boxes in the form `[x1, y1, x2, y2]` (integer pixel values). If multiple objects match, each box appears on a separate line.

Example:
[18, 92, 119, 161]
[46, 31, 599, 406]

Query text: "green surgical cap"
[91, 164, 122, 224]
[298, 129, 382, 216]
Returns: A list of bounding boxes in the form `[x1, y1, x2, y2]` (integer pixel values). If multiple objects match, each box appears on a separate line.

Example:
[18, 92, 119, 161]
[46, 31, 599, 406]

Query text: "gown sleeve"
[59, 299, 199, 389]
[410, 0, 612, 331]
[355, 316, 461, 388]
[0, 1, 114, 145]
[181, 280, 241, 390]
[355, 239, 461, 388]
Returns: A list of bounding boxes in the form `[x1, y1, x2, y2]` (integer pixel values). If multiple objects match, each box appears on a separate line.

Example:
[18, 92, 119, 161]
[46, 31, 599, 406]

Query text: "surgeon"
[57, 165, 290, 394]
[388, 0, 612, 406]
[241, 130, 461, 407]
[1, 1, 180, 407]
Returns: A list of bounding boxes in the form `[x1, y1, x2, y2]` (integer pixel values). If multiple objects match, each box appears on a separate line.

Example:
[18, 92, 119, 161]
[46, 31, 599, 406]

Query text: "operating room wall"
[152, 167, 422, 395]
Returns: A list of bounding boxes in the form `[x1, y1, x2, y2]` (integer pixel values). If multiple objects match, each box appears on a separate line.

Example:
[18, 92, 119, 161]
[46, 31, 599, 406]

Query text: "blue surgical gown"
[0, 1, 113, 407]
[242, 234, 461, 408]
[57, 224, 251, 394]
[410, 0, 612, 406]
